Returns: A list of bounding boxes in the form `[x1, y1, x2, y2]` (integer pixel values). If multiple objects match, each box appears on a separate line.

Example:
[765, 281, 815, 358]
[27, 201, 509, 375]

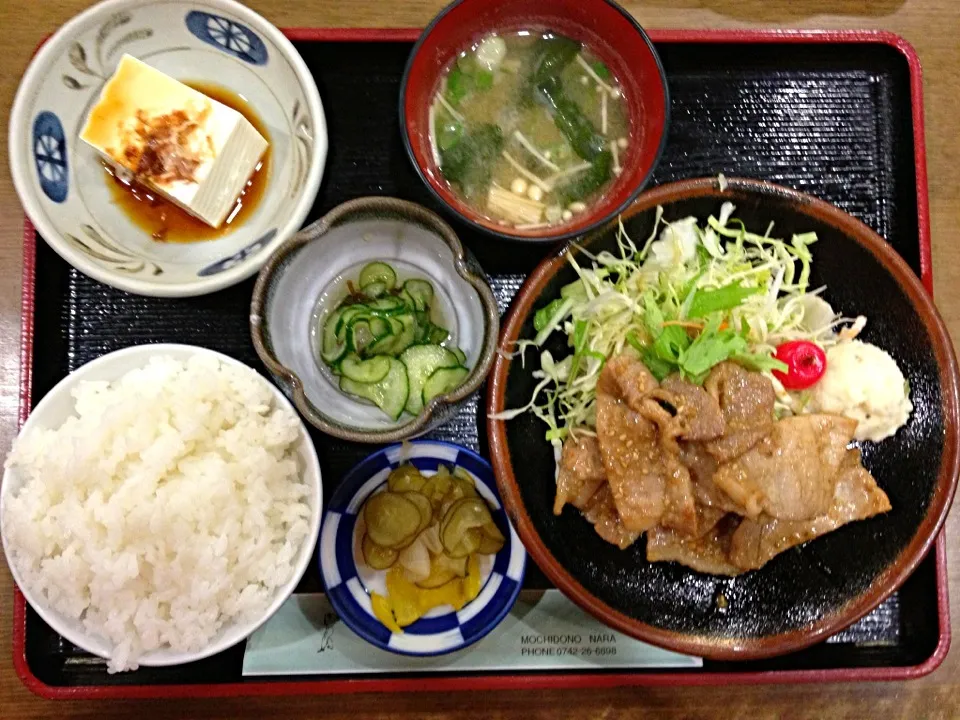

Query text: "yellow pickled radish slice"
[386, 567, 424, 626]
[417, 578, 467, 612]
[463, 553, 482, 603]
[371, 592, 402, 633]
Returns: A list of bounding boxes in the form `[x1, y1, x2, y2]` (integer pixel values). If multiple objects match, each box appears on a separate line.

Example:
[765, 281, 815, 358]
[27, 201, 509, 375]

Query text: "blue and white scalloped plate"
[9, 0, 326, 297]
[320, 441, 527, 656]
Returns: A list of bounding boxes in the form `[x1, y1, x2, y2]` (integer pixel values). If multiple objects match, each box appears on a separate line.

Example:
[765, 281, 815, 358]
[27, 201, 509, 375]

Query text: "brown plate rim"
[486, 176, 960, 660]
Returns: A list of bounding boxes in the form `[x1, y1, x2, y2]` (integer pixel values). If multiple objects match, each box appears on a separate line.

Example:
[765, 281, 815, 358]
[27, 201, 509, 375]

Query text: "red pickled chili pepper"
[772, 340, 827, 390]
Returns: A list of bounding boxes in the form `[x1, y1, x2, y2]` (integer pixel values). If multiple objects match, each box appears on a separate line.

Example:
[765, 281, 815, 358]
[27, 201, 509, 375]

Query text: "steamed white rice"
[1, 354, 313, 672]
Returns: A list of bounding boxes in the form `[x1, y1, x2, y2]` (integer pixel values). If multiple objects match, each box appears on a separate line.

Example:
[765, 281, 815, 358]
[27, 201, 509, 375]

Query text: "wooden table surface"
[2, 0, 959, 717]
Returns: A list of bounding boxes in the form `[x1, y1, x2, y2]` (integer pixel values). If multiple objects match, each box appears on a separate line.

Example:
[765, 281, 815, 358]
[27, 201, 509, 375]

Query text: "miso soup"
[430, 31, 630, 230]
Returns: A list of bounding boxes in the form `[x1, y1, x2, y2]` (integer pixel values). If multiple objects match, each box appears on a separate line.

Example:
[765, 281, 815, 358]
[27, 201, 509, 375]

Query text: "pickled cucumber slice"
[478, 520, 506, 555]
[403, 278, 434, 311]
[359, 261, 397, 290]
[441, 498, 493, 555]
[445, 527, 483, 558]
[422, 471, 454, 510]
[362, 533, 399, 570]
[387, 464, 426, 493]
[363, 491, 422, 549]
[403, 491, 434, 535]
[340, 354, 390, 383]
[399, 344, 459, 416]
[478, 533, 505, 555]
[339, 357, 409, 420]
[422, 365, 469, 406]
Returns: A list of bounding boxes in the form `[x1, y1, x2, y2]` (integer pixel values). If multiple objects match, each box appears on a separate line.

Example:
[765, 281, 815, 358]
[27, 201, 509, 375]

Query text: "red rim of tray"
[11, 27, 946, 699]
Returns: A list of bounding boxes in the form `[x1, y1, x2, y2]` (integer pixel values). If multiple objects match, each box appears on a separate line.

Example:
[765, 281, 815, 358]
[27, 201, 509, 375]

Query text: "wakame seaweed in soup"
[430, 31, 630, 230]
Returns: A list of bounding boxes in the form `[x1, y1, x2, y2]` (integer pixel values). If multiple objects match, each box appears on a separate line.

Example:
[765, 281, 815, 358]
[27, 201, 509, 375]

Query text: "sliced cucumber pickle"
[427, 325, 450, 345]
[367, 297, 406, 315]
[478, 532, 506, 555]
[440, 475, 468, 507]
[452, 466, 475, 485]
[390, 314, 418, 356]
[446, 527, 483, 558]
[361, 280, 388, 299]
[359, 261, 397, 290]
[453, 477, 479, 499]
[340, 354, 391, 384]
[364, 491, 422, 549]
[319, 261, 472, 423]
[422, 472, 454, 510]
[339, 357, 409, 420]
[404, 279, 434, 311]
[478, 520, 506, 555]
[335, 305, 369, 338]
[399, 345, 459, 416]
[367, 317, 403, 356]
[321, 307, 348, 364]
[435, 552, 469, 578]
[402, 491, 434, 535]
[398, 288, 417, 311]
[349, 318, 389, 356]
[387, 465, 426, 493]
[362, 533, 399, 570]
[422, 365, 469, 406]
[440, 498, 493, 556]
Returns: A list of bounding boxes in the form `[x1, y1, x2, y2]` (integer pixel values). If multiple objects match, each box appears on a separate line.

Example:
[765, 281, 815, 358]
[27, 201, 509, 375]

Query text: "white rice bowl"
[0, 345, 322, 672]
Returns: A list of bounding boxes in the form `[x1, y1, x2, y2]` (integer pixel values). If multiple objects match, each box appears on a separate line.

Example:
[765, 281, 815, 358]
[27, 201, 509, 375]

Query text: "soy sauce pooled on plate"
[104, 82, 271, 243]
[431, 31, 629, 230]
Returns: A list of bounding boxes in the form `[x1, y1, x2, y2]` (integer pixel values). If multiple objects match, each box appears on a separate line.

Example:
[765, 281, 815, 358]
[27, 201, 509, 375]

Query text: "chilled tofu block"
[80, 54, 268, 228]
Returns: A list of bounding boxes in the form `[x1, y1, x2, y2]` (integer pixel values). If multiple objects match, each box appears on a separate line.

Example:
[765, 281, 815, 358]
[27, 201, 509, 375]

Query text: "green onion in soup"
[430, 31, 629, 230]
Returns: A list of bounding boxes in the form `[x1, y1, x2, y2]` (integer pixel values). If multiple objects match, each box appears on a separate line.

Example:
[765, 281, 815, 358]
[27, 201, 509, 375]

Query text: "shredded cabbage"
[498, 204, 865, 443]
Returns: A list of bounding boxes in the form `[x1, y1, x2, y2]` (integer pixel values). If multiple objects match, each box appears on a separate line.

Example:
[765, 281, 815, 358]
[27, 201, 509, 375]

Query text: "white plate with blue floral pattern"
[9, 0, 327, 297]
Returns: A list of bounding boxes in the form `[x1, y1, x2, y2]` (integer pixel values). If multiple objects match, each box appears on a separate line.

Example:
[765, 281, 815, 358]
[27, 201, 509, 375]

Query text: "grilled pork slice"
[660, 464, 699, 536]
[703, 362, 776, 462]
[646, 514, 744, 576]
[581, 483, 641, 550]
[729, 450, 891, 570]
[554, 432, 607, 515]
[714, 414, 857, 521]
[596, 353, 696, 533]
[659, 374, 725, 441]
[681, 441, 757, 517]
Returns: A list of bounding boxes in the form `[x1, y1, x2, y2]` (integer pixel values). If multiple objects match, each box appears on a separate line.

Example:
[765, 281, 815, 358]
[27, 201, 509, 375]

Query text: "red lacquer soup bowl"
[399, 0, 669, 243]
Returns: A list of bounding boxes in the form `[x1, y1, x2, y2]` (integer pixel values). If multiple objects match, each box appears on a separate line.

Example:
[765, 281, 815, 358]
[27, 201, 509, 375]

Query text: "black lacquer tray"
[14, 29, 947, 698]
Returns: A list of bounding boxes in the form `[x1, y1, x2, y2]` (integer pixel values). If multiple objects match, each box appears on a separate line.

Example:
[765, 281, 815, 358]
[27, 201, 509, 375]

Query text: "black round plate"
[488, 178, 959, 659]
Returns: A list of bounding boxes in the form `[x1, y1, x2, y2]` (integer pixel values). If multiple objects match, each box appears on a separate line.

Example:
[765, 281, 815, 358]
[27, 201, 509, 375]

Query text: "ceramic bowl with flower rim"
[251, 196, 500, 443]
[8, 0, 327, 297]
